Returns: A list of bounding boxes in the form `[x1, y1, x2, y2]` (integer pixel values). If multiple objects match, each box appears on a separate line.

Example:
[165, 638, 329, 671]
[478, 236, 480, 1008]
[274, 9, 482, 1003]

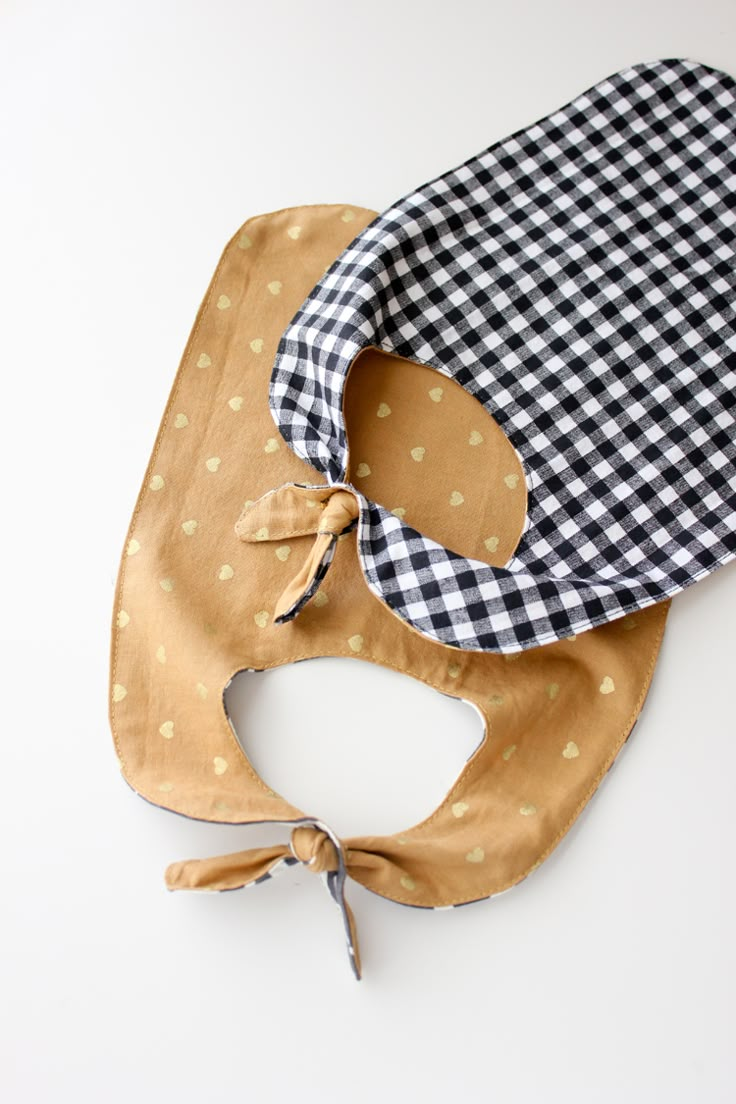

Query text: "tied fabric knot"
[165, 820, 362, 979]
[290, 826, 338, 872]
[235, 482, 359, 621]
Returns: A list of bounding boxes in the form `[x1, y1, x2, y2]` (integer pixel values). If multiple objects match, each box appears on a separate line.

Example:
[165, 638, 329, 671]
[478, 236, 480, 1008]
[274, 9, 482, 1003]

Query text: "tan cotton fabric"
[110, 203, 668, 920]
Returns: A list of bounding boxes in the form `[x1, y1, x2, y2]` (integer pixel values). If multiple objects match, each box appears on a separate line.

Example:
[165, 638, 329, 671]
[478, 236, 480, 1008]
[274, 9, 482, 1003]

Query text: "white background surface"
[2, 2, 735, 1101]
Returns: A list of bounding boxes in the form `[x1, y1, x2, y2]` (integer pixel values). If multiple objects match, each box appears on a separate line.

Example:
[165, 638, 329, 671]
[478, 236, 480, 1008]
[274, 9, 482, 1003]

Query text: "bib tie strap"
[235, 483, 359, 622]
[165, 821, 362, 979]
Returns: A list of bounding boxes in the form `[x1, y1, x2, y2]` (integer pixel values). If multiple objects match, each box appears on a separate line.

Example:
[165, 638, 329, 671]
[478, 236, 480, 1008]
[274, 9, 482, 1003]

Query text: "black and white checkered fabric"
[271, 59, 736, 652]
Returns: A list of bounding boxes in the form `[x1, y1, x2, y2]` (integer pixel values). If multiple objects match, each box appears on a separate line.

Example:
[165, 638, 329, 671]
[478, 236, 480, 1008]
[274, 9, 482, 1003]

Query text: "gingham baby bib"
[271, 59, 736, 652]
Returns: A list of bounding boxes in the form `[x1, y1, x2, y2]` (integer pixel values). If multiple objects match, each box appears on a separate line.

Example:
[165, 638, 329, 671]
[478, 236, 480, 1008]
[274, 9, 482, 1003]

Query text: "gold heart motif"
[237, 232, 252, 250]
[205, 457, 221, 472]
[287, 226, 302, 240]
[218, 564, 234, 581]
[250, 338, 264, 353]
[599, 675, 615, 694]
[313, 591, 329, 608]
[484, 536, 499, 553]
[428, 387, 444, 403]
[174, 413, 189, 428]
[126, 538, 140, 557]
[376, 402, 392, 418]
[546, 682, 560, 701]
[452, 801, 469, 818]
[562, 741, 580, 759]
[112, 683, 127, 703]
[196, 682, 208, 699]
[447, 662, 461, 679]
[504, 473, 520, 489]
[488, 693, 504, 706]
[254, 610, 269, 628]
[391, 507, 406, 518]
[400, 875, 416, 891]
[197, 353, 211, 368]
[149, 474, 165, 491]
[355, 462, 371, 478]
[267, 281, 282, 296]
[449, 491, 465, 506]
[216, 294, 231, 310]
[228, 396, 243, 411]
[348, 634, 364, 653]
[116, 610, 130, 629]
[254, 526, 269, 541]
[341, 209, 356, 222]
[181, 520, 198, 536]
[501, 744, 516, 760]
[158, 781, 174, 793]
[410, 446, 426, 462]
[519, 802, 537, 816]
[264, 438, 280, 454]
[159, 578, 174, 592]
[156, 645, 166, 664]
[275, 545, 291, 562]
[213, 756, 229, 776]
[466, 847, 485, 863]
[469, 430, 484, 446]
[159, 721, 174, 740]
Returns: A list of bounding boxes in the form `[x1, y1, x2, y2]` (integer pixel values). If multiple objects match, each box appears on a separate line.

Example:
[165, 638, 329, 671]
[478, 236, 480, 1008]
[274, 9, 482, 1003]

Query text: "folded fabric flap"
[274, 531, 337, 622]
[235, 483, 332, 542]
[165, 844, 291, 892]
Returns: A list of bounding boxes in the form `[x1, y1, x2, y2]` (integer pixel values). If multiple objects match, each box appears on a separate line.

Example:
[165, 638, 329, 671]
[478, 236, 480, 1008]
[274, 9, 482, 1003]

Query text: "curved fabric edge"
[354, 499, 728, 652]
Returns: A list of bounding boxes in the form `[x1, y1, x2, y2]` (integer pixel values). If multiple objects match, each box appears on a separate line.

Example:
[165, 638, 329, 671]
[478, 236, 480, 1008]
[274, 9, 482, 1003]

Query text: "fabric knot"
[235, 482, 359, 621]
[165, 819, 362, 979]
[289, 826, 339, 873]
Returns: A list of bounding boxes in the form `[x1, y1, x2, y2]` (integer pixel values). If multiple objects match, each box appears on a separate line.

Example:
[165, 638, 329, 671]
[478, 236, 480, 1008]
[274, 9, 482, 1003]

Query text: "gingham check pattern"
[271, 59, 736, 652]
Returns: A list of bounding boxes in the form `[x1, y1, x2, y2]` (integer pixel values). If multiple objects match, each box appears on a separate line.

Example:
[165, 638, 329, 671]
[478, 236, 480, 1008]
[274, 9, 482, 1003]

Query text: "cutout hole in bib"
[342, 347, 528, 566]
[224, 657, 484, 837]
